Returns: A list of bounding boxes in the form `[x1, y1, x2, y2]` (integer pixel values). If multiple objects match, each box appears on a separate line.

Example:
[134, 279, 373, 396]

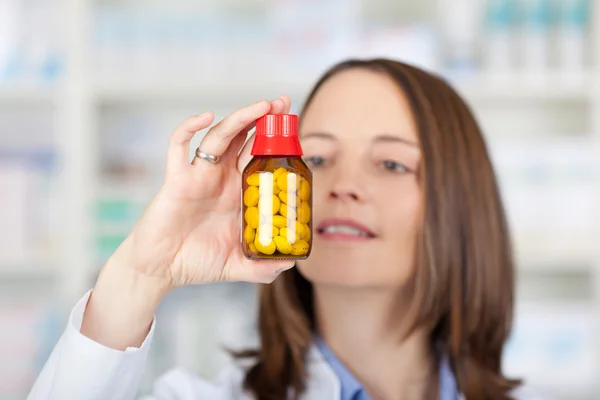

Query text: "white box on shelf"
[504, 302, 598, 395]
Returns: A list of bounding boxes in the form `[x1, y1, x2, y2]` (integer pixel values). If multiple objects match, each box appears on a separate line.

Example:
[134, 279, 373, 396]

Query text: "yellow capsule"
[272, 183, 281, 195]
[301, 223, 311, 241]
[254, 237, 276, 255]
[274, 236, 293, 254]
[276, 171, 288, 192]
[249, 243, 257, 253]
[271, 195, 281, 214]
[246, 173, 260, 186]
[244, 225, 255, 244]
[297, 201, 311, 224]
[273, 167, 287, 181]
[243, 186, 259, 207]
[244, 207, 259, 229]
[294, 222, 310, 241]
[291, 240, 309, 256]
[273, 215, 287, 228]
[279, 203, 296, 219]
[278, 191, 300, 206]
[298, 179, 310, 201]
[279, 227, 299, 243]
[277, 171, 299, 193]
[279, 204, 288, 217]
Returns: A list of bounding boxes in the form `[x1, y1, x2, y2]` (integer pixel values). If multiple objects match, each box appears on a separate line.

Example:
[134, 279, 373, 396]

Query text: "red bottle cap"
[251, 114, 303, 156]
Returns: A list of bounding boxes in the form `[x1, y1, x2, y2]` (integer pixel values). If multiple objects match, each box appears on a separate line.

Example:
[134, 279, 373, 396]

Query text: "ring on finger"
[195, 147, 220, 164]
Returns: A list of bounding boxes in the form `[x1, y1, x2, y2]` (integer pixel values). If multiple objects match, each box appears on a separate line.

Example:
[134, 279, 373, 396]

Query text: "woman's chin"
[296, 247, 412, 289]
[297, 255, 387, 288]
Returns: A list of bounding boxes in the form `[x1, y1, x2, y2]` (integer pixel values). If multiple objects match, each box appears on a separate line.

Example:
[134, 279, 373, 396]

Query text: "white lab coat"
[28, 291, 545, 400]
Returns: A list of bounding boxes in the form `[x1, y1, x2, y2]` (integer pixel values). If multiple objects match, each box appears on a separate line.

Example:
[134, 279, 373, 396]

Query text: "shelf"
[505, 301, 598, 400]
[0, 85, 57, 105]
[517, 257, 592, 275]
[0, 264, 58, 281]
[0, 69, 594, 107]
[451, 71, 594, 102]
[91, 70, 596, 105]
[93, 78, 311, 104]
[515, 231, 597, 273]
[516, 247, 595, 274]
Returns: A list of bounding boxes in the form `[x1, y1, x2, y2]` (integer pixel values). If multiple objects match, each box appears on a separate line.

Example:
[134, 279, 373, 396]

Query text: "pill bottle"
[242, 114, 312, 260]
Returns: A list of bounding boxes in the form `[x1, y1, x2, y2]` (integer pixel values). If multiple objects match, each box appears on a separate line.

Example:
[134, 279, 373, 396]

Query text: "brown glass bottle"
[241, 114, 312, 260]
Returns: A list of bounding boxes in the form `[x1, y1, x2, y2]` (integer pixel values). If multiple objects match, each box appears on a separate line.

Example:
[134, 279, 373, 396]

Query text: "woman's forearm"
[81, 241, 170, 350]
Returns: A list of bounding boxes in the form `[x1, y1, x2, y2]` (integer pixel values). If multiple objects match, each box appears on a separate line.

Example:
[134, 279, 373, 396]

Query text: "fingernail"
[275, 262, 294, 275]
[198, 111, 210, 117]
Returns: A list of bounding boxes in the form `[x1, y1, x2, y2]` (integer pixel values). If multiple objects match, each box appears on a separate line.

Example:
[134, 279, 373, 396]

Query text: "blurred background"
[0, 0, 598, 398]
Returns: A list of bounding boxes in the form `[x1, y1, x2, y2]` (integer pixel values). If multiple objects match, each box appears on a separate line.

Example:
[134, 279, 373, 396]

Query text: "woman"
[28, 59, 542, 400]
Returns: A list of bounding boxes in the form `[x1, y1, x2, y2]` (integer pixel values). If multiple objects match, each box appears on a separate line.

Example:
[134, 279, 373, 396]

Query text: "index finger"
[194, 100, 271, 162]
[166, 112, 215, 174]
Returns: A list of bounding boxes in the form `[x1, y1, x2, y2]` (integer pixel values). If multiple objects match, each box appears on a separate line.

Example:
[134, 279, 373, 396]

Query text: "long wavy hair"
[235, 58, 521, 400]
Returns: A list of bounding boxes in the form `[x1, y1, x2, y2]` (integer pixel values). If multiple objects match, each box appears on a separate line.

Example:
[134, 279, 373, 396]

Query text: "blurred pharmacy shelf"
[0, 262, 58, 281]
[454, 71, 594, 101]
[0, 0, 599, 399]
[92, 72, 596, 104]
[0, 74, 594, 108]
[0, 73, 594, 107]
[93, 79, 312, 104]
[0, 85, 56, 104]
[504, 301, 600, 398]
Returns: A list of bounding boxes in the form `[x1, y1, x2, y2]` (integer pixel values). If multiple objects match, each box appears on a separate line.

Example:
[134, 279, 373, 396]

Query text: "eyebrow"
[374, 134, 418, 148]
[301, 132, 336, 141]
[302, 132, 419, 148]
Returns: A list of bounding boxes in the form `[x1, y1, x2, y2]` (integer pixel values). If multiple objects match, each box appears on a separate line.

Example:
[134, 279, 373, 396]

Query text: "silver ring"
[195, 148, 220, 164]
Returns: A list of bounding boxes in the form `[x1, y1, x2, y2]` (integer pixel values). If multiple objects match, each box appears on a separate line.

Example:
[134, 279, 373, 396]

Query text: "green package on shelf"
[96, 235, 127, 256]
[96, 199, 142, 221]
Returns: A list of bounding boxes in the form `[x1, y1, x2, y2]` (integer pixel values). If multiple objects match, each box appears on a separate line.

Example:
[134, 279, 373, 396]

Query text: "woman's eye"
[305, 156, 326, 167]
[381, 160, 408, 173]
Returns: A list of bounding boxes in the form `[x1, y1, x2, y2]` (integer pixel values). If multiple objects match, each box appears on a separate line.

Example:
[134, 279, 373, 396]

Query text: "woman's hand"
[118, 96, 295, 287]
[81, 97, 295, 349]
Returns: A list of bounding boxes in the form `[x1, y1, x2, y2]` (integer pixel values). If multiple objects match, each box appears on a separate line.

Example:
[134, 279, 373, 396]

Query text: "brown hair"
[235, 58, 521, 399]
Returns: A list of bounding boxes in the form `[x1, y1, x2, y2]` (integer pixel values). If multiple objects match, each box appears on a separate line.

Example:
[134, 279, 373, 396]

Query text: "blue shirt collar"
[438, 352, 459, 400]
[314, 335, 459, 400]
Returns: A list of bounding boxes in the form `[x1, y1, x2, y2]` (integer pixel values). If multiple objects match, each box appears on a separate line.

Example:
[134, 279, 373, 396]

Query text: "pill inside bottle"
[241, 114, 312, 260]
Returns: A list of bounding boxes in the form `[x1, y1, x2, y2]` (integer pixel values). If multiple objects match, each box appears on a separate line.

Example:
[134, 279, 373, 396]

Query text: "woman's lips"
[316, 218, 376, 242]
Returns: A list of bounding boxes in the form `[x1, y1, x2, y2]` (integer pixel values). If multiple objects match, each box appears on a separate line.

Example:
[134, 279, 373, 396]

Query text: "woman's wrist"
[80, 251, 171, 350]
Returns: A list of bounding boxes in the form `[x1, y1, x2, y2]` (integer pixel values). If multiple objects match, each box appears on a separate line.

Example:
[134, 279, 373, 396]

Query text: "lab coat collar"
[300, 344, 341, 399]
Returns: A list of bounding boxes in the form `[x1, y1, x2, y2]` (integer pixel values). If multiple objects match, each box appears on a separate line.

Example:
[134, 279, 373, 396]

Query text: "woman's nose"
[329, 172, 364, 202]
[329, 189, 360, 201]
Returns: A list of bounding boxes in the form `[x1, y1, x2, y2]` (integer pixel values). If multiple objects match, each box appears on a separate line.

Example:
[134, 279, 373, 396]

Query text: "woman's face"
[296, 68, 422, 288]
